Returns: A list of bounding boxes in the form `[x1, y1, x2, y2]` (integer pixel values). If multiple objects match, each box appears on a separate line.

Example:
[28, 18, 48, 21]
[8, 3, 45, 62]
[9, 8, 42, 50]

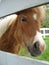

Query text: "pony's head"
[14, 6, 46, 56]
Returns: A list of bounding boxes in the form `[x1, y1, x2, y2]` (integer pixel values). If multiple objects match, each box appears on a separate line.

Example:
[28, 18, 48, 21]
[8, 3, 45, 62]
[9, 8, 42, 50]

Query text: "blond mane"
[0, 14, 17, 37]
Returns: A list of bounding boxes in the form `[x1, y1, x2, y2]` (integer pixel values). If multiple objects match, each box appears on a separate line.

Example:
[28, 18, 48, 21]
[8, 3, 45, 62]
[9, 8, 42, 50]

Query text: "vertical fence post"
[43, 28, 45, 38]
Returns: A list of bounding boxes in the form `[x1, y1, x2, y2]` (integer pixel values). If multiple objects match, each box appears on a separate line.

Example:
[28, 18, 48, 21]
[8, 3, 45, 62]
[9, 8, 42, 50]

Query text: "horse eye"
[21, 16, 27, 22]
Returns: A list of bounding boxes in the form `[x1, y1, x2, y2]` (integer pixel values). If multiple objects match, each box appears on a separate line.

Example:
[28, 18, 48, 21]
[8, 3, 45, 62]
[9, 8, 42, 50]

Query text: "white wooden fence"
[40, 28, 49, 38]
[0, 51, 49, 65]
[0, 0, 49, 18]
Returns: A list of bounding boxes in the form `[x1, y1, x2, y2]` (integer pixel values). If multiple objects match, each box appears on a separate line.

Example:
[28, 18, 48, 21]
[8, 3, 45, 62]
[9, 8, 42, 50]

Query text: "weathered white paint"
[0, 0, 49, 18]
[0, 51, 49, 65]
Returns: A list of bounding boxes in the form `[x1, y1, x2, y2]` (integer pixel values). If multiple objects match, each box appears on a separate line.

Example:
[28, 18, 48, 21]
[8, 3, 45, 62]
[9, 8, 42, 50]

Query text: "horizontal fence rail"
[0, 51, 49, 65]
[40, 28, 49, 38]
[0, 0, 49, 18]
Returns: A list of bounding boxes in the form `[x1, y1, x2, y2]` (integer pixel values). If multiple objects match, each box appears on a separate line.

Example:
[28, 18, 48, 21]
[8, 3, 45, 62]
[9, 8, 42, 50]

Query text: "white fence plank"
[0, 0, 49, 18]
[40, 28, 49, 38]
[0, 51, 49, 65]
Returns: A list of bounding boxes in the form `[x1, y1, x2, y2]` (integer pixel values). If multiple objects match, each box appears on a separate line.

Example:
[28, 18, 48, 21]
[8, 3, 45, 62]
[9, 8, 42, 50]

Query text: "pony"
[0, 6, 46, 56]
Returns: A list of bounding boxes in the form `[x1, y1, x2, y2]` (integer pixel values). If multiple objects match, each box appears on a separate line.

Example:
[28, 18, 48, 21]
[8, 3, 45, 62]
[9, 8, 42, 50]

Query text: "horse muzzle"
[28, 31, 46, 56]
[28, 41, 45, 56]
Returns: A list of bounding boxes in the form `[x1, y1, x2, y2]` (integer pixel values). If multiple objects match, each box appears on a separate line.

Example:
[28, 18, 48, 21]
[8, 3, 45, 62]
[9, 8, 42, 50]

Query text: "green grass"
[46, 9, 49, 15]
[20, 36, 49, 61]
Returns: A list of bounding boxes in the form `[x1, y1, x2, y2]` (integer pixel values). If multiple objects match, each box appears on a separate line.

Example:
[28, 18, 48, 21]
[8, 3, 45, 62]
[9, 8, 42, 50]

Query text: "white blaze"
[33, 31, 46, 50]
[33, 13, 37, 20]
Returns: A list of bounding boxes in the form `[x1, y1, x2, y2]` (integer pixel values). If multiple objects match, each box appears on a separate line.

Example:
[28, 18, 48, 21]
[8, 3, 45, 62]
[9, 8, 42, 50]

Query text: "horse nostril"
[34, 41, 39, 50]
